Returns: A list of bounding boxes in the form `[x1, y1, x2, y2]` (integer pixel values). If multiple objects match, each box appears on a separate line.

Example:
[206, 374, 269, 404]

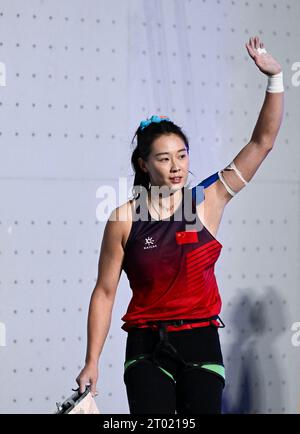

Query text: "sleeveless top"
[121, 172, 223, 333]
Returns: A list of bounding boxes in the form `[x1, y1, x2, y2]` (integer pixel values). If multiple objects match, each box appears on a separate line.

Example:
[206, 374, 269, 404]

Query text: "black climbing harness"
[140, 316, 225, 369]
[124, 316, 226, 384]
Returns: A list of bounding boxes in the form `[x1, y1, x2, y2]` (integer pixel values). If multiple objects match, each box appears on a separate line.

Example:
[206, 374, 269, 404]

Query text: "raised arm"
[215, 36, 284, 203]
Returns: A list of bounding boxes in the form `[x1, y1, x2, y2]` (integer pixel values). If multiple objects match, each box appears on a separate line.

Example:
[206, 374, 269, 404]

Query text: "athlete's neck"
[147, 186, 183, 210]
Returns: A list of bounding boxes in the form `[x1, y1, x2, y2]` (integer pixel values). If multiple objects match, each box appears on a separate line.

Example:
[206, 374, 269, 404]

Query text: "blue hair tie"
[139, 115, 171, 131]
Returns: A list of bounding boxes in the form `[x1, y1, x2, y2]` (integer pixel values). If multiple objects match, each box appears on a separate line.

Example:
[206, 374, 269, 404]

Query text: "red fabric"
[175, 230, 199, 244]
[124, 319, 221, 333]
[121, 187, 223, 333]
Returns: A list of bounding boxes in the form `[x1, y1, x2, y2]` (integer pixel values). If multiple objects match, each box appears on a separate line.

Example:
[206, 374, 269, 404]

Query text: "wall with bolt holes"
[0, 0, 299, 414]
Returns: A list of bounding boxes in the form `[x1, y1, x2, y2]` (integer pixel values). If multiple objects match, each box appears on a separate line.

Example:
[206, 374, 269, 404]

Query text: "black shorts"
[123, 325, 225, 414]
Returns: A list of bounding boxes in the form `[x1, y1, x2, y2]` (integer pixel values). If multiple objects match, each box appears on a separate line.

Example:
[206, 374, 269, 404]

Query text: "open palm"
[246, 36, 282, 76]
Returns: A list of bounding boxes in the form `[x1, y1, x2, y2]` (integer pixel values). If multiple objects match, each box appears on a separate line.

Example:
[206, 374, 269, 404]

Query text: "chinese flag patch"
[176, 230, 199, 244]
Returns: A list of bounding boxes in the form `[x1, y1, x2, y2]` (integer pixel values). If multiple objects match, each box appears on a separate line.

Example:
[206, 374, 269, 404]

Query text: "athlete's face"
[139, 133, 189, 191]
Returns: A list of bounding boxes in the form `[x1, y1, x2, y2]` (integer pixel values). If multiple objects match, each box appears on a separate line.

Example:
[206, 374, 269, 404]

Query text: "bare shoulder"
[196, 180, 228, 211]
[109, 199, 134, 222]
[195, 181, 227, 238]
[94, 200, 135, 297]
[108, 199, 134, 250]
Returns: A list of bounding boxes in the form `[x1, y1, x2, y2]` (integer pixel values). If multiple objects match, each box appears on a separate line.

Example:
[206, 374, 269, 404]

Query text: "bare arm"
[250, 89, 284, 147]
[84, 291, 115, 366]
[85, 205, 126, 365]
[247, 35, 284, 147]
[214, 36, 284, 203]
[76, 203, 129, 394]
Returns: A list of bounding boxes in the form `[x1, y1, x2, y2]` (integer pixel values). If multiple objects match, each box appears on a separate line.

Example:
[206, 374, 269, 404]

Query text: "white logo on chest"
[143, 236, 158, 249]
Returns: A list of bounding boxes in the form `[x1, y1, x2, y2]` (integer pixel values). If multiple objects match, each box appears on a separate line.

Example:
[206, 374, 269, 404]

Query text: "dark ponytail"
[130, 117, 192, 199]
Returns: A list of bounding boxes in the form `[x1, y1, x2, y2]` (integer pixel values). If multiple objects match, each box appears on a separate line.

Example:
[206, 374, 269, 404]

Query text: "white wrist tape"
[266, 71, 284, 93]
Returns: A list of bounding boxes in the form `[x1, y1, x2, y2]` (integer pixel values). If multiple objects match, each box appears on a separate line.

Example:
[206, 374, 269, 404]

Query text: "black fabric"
[123, 325, 225, 414]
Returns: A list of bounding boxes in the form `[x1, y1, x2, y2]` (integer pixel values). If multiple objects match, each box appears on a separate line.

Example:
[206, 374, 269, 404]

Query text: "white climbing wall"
[0, 0, 299, 414]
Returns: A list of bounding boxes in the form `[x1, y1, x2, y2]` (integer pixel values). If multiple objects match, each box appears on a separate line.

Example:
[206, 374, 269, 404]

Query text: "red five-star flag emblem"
[175, 230, 199, 244]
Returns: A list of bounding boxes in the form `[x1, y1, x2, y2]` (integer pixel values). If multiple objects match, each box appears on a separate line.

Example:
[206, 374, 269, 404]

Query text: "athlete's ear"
[137, 157, 148, 174]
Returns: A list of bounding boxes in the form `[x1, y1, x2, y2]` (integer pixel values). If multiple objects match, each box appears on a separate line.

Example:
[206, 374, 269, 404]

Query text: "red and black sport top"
[121, 172, 223, 333]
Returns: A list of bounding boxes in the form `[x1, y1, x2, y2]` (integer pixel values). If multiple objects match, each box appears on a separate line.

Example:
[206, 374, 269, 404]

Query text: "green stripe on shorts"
[200, 363, 225, 381]
[158, 366, 175, 383]
[124, 356, 175, 383]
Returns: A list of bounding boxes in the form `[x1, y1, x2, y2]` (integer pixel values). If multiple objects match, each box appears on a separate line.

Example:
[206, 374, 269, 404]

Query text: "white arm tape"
[217, 161, 248, 197]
